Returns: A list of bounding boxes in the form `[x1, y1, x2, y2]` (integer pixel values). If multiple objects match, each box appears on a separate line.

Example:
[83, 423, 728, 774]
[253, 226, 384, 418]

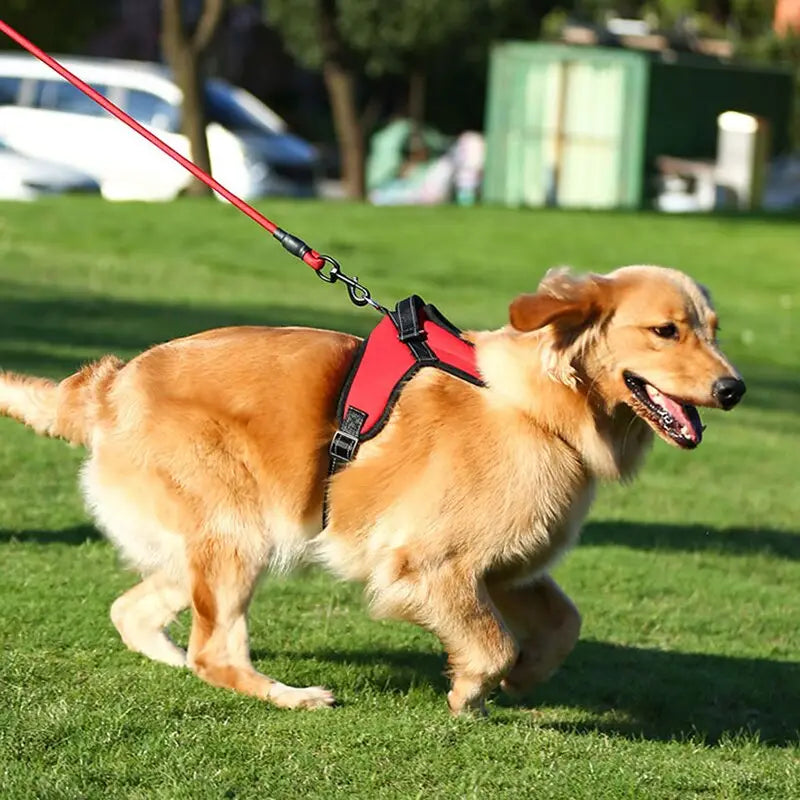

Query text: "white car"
[0, 53, 318, 201]
[0, 136, 99, 200]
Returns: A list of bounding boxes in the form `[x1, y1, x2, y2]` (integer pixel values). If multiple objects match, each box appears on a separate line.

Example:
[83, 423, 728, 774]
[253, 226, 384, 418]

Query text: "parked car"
[0, 135, 99, 200]
[0, 53, 318, 201]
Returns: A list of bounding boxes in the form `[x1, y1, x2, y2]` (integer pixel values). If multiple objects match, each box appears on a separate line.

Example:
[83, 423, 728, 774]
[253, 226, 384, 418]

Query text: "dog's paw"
[447, 690, 487, 718]
[269, 683, 336, 710]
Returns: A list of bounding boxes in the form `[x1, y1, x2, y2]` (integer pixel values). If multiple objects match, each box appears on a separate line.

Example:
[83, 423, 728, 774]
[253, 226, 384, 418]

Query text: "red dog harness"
[329, 295, 485, 476]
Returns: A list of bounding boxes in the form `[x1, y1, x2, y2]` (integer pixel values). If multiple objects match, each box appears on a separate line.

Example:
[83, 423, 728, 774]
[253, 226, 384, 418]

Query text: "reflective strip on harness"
[328, 295, 484, 474]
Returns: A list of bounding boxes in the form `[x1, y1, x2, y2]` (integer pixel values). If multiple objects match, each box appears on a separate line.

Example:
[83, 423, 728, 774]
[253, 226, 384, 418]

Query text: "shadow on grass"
[5, 519, 797, 561]
[0, 525, 101, 545]
[0, 279, 372, 377]
[287, 641, 799, 746]
[523, 639, 800, 746]
[582, 521, 800, 559]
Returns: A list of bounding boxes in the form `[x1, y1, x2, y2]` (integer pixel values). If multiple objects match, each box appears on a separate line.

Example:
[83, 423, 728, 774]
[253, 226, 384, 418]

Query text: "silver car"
[0, 136, 99, 200]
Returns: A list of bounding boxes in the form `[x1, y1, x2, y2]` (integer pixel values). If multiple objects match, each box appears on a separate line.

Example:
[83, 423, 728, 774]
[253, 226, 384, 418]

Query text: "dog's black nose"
[712, 376, 746, 410]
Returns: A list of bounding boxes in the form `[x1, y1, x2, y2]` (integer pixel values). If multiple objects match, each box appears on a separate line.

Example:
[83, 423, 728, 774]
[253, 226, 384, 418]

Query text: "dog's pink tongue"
[646, 385, 703, 443]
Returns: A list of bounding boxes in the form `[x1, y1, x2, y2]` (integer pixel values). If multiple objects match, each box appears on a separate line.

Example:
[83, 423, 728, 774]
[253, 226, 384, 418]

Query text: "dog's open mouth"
[623, 371, 704, 449]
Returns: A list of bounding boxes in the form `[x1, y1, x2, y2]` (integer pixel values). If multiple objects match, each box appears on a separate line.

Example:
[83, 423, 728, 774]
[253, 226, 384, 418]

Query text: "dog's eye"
[651, 323, 678, 340]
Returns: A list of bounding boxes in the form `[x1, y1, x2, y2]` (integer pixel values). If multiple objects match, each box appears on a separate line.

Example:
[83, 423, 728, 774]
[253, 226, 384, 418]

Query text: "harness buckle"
[329, 428, 360, 463]
[329, 407, 368, 465]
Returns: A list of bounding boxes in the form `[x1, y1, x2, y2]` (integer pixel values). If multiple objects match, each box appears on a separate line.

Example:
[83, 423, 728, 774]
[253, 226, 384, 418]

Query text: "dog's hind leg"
[186, 545, 334, 710]
[488, 574, 582, 695]
[110, 570, 189, 667]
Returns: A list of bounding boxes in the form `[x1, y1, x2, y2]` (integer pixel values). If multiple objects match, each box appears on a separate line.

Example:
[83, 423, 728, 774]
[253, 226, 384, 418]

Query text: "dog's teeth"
[646, 385, 662, 402]
[680, 424, 690, 436]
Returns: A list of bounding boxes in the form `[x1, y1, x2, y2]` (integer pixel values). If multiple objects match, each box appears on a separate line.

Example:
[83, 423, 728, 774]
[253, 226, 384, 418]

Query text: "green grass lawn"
[0, 198, 798, 799]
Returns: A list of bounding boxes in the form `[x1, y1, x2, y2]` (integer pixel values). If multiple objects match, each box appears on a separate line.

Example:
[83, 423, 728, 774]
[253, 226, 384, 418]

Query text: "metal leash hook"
[317, 256, 388, 314]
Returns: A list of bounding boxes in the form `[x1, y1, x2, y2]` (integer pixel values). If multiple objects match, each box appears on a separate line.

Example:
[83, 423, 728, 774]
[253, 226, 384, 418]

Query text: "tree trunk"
[174, 47, 213, 195]
[323, 62, 365, 200]
[161, 0, 226, 197]
[319, 0, 365, 200]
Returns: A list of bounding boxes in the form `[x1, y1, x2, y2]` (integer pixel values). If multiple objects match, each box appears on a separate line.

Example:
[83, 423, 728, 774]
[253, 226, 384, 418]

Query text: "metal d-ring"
[316, 254, 341, 284]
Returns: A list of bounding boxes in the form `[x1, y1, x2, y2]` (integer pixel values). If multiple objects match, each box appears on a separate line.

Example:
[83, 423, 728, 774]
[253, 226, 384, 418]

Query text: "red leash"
[0, 18, 384, 311]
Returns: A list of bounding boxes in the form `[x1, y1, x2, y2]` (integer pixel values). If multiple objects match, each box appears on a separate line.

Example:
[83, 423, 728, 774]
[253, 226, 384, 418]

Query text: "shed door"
[483, 53, 561, 207]
[497, 58, 562, 207]
[554, 60, 627, 208]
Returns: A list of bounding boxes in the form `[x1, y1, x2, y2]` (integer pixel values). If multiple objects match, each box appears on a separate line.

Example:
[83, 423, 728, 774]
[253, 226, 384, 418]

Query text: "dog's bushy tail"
[0, 356, 124, 446]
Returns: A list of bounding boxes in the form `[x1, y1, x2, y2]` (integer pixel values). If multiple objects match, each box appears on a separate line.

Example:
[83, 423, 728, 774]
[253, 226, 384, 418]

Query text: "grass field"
[0, 198, 798, 799]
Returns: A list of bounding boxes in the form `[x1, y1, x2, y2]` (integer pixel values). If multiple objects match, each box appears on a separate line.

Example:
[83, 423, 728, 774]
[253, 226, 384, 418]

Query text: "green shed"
[483, 42, 794, 209]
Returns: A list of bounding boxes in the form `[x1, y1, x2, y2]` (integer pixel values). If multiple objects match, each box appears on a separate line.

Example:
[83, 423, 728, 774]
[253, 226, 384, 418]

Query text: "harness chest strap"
[325, 295, 485, 520]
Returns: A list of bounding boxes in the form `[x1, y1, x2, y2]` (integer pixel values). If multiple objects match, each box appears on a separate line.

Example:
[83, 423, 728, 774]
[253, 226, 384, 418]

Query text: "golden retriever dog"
[0, 265, 744, 714]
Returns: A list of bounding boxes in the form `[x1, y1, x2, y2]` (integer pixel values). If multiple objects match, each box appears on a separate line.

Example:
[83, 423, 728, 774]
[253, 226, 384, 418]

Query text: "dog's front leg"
[487, 574, 582, 695]
[411, 568, 518, 715]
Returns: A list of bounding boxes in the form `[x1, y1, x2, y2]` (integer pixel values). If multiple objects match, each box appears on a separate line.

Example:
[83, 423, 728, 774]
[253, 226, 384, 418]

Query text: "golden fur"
[0, 265, 743, 713]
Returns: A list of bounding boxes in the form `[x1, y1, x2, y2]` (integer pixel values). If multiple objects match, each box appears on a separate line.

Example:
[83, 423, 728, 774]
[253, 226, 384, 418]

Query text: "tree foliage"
[1, 0, 110, 53]
[337, 0, 509, 75]
[265, 0, 330, 70]
[558, 0, 775, 35]
[267, 0, 529, 75]
[267, 0, 778, 71]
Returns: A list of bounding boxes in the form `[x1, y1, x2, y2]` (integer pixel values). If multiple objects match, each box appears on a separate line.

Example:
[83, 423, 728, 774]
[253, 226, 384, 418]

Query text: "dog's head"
[508, 265, 744, 450]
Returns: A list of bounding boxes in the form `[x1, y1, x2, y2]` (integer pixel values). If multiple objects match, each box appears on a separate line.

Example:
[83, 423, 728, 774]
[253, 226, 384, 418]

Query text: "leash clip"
[317, 255, 387, 314]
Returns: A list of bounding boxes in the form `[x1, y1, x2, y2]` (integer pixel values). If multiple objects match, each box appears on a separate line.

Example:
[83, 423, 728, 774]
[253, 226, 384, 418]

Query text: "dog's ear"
[697, 282, 714, 307]
[509, 269, 612, 334]
[509, 293, 591, 332]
